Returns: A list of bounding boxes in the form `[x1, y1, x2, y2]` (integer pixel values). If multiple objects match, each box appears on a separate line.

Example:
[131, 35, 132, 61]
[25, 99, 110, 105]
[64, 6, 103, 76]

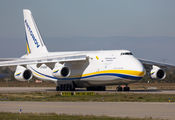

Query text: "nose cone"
[128, 57, 146, 78]
[134, 60, 146, 77]
[119, 56, 146, 80]
[132, 58, 145, 73]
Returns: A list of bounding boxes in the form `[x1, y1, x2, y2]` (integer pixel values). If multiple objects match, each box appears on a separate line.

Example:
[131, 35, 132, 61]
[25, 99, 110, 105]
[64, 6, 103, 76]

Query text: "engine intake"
[52, 63, 71, 78]
[14, 65, 33, 81]
[150, 65, 166, 80]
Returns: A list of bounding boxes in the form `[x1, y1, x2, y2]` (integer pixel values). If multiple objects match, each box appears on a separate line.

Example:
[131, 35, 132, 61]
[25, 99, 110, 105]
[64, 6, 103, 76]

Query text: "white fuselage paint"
[24, 50, 146, 87]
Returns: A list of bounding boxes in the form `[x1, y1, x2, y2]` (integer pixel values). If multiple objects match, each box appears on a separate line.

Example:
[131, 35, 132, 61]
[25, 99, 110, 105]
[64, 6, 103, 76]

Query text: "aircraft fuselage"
[25, 50, 145, 87]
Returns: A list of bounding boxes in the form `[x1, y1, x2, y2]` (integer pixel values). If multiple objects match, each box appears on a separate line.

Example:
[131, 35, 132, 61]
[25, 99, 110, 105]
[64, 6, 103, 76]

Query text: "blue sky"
[0, 0, 175, 64]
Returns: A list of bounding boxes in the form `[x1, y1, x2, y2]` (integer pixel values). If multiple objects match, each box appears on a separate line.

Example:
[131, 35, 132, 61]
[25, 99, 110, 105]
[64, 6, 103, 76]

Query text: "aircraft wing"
[138, 58, 175, 71]
[0, 54, 87, 67]
[0, 58, 21, 61]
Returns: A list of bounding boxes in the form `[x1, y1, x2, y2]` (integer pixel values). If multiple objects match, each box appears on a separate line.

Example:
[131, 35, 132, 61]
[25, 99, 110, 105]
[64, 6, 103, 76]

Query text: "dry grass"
[0, 112, 165, 120]
[0, 92, 174, 102]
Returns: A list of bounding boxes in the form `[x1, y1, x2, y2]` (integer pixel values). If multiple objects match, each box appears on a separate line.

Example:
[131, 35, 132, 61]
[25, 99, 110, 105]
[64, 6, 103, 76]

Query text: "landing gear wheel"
[67, 84, 70, 91]
[57, 84, 76, 91]
[56, 86, 59, 91]
[124, 87, 127, 91]
[86, 87, 90, 91]
[117, 87, 122, 91]
[71, 87, 75, 91]
[102, 86, 106, 91]
[61, 85, 65, 91]
[65, 84, 68, 91]
[58, 86, 61, 91]
[124, 87, 130, 91]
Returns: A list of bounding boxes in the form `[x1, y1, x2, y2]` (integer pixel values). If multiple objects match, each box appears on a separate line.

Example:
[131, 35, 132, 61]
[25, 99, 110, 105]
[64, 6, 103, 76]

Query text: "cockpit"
[120, 52, 133, 55]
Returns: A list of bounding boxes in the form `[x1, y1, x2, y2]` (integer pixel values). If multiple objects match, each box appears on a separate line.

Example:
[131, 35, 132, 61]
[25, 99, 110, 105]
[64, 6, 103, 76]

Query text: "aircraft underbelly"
[75, 77, 138, 87]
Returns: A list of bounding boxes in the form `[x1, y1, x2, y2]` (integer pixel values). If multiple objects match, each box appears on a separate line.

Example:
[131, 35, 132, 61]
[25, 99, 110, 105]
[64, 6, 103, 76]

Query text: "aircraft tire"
[126, 87, 130, 91]
[102, 86, 106, 91]
[117, 87, 122, 91]
[71, 87, 75, 91]
[59, 86, 61, 91]
[123, 87, 130, 91]
[86, 87, 90, 91]
[57, 84, 75, 91]
[96, 86, 100, 91]
[56, 86, 59, 91]
[67, 84, 70, 91]
[60, 85, 62, 91]
[65, 84, 68, 91]
[124, 87, 127, 91]
[61, 84, 64, 91]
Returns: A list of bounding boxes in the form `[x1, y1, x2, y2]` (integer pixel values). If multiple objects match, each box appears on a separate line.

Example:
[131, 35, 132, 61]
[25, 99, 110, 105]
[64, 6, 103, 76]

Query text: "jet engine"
[150, 65, 166, 80]
[52, 63, 71, 78]
[14, 65, 33, 81]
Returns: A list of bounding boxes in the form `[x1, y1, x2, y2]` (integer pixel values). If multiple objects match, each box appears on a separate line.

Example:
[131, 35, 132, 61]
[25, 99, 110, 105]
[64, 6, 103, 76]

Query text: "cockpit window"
[121, 52, 133, 55]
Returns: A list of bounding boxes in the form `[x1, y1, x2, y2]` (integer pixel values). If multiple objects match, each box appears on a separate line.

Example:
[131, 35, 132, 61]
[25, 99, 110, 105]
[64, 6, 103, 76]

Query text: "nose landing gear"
[116, 85, 130, 91]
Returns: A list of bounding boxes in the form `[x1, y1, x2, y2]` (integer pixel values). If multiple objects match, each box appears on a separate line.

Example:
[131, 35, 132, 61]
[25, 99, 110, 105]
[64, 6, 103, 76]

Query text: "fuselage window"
[121, 52, 133, 55]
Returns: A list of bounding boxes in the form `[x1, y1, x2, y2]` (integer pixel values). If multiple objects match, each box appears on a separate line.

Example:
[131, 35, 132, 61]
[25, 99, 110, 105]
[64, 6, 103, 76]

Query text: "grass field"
[0, 112, 165, 120]
[0, 92, 174, 102]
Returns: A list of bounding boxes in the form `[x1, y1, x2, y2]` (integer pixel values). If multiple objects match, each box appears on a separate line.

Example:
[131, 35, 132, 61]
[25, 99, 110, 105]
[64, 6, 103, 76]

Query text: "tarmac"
[0, 101, 175, 120]
[0, 87, 175, 94]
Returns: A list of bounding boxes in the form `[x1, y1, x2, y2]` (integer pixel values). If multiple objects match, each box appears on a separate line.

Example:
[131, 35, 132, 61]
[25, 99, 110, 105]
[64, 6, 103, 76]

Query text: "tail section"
[23, 9, 48, 54]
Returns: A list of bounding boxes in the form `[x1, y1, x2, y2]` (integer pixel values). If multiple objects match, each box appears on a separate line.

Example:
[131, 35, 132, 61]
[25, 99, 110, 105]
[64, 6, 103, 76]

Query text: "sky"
[0, 0, 175, 64]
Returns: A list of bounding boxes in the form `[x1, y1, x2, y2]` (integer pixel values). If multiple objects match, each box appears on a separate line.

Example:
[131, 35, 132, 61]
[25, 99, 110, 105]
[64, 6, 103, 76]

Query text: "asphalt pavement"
[0, 101, 175, 120]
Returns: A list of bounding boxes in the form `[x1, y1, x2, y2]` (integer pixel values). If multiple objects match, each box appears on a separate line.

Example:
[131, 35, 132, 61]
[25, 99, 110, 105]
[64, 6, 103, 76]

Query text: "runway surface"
[0, 87, 175, 94]
[0, 101, 175, 120]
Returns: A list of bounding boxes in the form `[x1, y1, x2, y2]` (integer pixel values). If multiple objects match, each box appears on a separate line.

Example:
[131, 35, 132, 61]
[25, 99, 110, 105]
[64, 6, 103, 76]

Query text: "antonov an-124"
[0, 9, 175, 91]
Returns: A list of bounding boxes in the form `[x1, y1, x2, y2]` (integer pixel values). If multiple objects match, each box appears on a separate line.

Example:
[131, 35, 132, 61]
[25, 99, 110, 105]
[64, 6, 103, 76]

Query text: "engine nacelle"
[150, 65, 166, 80]
[14, 65, 33, 81]
[52, 63, 71, 78]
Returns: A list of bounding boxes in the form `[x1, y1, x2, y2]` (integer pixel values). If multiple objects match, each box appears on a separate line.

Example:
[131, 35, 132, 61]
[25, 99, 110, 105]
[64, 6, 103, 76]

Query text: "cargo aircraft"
[0, 9, 175, 91]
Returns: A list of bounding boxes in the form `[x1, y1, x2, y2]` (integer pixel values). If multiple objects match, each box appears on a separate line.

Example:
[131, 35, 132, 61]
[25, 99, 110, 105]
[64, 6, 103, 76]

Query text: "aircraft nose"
[129, 57, 146, 77]
[120, 56, 146, 78]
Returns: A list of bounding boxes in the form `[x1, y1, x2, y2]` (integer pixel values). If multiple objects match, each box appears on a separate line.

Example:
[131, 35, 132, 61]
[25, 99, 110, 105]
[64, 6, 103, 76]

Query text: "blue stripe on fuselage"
[30, 66, 142, 81]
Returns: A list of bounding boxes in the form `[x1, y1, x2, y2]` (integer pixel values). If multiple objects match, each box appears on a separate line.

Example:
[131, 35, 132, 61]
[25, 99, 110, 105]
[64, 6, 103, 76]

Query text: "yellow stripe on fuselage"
[33, 71, 46, 78]
[70, 70, 145, 78]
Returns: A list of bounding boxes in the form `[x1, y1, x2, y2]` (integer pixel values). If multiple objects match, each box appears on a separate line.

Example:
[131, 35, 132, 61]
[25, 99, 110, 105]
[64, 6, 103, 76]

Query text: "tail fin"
[23, 9, 48, 54]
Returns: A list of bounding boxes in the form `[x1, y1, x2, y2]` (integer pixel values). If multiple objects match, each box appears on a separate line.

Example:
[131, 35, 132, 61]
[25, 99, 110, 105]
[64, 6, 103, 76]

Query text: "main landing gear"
[56, 84, 75, 91]
[86, 86, 106, 91]
[116, 85, 130, 91]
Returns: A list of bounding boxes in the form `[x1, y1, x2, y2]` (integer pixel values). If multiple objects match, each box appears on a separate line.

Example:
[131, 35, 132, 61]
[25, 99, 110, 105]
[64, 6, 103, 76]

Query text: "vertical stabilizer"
[23, 9, 48, 54]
